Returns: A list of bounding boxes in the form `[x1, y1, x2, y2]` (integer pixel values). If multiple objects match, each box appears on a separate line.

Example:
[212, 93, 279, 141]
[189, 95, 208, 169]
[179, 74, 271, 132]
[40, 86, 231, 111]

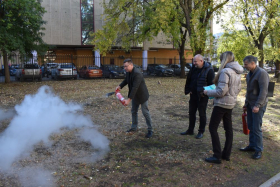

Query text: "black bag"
[253, 81, 275, 97]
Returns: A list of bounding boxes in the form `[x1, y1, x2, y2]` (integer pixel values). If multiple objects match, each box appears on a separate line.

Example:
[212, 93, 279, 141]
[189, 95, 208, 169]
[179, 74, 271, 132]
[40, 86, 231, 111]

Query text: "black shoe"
[195, 132, 203, 139]
[126, 128, 137, 133]
[222, 156, 230, 161]
[205, 157, 221, 164]
[145, 131, 153, 138]
[239, 146, 255, 152]
[252, 151, 262, 159]
[180, 130, 194, 135]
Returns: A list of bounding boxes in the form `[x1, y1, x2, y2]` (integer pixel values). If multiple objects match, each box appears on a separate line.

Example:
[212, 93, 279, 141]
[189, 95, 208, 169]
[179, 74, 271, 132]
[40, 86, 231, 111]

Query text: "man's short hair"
[243, 55, 258, 64]
[123, 59, 133, 64]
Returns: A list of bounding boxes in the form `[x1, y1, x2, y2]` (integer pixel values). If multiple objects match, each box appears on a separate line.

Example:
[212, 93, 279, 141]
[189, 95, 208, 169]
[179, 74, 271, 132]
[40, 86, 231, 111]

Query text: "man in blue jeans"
[116, 59, 153, 138]
[241, 55, 269, 159]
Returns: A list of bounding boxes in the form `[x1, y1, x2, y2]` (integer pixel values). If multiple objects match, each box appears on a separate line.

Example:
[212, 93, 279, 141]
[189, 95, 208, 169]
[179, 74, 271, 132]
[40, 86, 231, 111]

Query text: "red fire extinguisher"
[115, 89, 126, 106]
[242, 112, 250, 135]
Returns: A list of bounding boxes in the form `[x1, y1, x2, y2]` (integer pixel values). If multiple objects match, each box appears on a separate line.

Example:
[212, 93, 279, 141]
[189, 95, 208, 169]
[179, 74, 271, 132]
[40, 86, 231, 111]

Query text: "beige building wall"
[41, 0, 81, 45]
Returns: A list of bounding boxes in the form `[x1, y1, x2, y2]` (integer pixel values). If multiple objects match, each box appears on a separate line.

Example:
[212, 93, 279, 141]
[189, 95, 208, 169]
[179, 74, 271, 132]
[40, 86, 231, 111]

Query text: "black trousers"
[188, 93, 209, 133]
[209, 106, 233, 159]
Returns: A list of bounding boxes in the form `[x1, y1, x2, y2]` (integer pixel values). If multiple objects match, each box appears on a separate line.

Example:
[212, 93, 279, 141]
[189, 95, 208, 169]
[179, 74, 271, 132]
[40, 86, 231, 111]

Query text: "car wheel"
[159, 72, 164, 77]
[74, 76, 77, 80]
[109, 74, 113, 79]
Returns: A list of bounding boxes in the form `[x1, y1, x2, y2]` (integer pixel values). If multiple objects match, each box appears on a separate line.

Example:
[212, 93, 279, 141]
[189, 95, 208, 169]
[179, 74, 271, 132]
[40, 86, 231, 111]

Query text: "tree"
[227, 0, 279, 68]
[267, 23, 280, 78]
[92, 0, 229, 77]
[0, 0, 46, 83]
[217, 30, 257, 64]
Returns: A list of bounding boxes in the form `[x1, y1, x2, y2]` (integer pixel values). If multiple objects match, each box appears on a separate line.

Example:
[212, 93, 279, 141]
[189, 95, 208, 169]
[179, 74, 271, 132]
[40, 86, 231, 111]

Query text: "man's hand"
[243, 105, 247, 112]
[116, 86, 121, 91]
[252, 106, 259, 113]
[124, 98, 131, 106]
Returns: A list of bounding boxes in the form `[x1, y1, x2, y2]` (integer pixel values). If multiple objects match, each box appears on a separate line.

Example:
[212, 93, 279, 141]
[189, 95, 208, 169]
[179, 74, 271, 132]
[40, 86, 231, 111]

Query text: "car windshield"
[88, 66, 99, 70]
[24, 64, 39, 69]
[60, 64, 75, 68]
[109, 66, 121, 71]
[47, 63, 58, 68]
[158, 65, 168, 68]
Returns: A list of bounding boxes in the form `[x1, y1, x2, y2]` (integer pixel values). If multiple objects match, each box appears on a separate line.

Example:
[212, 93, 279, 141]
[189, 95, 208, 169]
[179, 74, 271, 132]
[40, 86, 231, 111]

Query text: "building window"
[81, 0, 94, 45]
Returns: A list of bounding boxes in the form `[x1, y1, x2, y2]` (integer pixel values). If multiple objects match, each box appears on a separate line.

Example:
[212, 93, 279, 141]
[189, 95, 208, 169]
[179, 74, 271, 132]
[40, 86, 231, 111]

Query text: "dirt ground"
[0, 76, 280, 187]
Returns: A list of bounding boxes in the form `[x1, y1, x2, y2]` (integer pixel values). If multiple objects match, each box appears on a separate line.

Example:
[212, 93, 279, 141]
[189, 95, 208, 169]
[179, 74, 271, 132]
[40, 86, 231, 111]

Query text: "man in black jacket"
[116, 59, 153, 138]
[181, 54, 214, 139]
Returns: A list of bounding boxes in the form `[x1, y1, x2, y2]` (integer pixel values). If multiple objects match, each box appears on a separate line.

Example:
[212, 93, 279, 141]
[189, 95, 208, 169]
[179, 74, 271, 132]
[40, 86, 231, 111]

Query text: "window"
[81, 0, 94, 45]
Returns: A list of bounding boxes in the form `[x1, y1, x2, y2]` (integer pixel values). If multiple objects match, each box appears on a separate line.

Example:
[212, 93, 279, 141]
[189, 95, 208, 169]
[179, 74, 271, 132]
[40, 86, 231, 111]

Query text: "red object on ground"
[242, 112, 250, 135]
[115, 89, 125, 106]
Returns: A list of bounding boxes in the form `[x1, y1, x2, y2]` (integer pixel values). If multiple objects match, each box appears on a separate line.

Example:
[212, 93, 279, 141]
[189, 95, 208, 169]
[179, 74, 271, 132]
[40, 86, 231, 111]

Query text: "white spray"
[0, 85, 110, 185]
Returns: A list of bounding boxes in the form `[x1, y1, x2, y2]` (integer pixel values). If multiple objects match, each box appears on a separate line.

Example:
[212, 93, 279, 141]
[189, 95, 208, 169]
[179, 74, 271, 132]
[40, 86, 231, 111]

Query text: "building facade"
[41, 0, 193, 68]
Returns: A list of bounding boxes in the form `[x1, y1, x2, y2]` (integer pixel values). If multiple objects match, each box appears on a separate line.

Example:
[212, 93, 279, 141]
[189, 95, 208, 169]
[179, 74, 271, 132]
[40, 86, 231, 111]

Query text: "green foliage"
[221, 0, 280, 66]
[92, 0, 229, 57]
[0, 0, 47, 54]
[217, 31, 258, 64]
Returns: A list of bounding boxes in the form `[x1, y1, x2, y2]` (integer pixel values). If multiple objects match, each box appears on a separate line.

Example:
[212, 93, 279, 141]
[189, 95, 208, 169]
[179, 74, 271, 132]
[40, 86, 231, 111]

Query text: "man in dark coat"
[116, 59, 153, 138]
[182, 54, 215, 139]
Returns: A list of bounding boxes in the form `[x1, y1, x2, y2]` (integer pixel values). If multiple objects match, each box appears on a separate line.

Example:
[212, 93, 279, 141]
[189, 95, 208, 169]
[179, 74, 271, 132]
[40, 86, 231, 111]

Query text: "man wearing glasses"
[116, 59, 153, 138]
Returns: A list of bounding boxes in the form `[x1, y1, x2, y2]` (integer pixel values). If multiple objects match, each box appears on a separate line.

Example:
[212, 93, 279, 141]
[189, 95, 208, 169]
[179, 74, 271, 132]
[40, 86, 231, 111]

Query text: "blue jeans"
[131, 100, 152, 131]
[247, 103, 267, 152]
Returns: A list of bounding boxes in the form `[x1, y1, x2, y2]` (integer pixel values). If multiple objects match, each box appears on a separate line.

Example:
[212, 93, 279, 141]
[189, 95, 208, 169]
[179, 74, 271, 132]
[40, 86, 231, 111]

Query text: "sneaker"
[145, 130, 153, 138]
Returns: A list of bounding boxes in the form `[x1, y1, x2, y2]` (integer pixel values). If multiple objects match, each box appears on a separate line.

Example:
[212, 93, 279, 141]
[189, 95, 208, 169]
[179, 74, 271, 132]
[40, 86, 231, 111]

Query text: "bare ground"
[0, 76, 280, 187]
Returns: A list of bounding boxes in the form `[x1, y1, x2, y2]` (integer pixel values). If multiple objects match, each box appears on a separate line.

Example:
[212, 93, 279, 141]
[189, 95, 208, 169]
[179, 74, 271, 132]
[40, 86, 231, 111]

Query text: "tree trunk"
[179, 48, 186, 78]
[275, 59, 280, 78]
[3, 51, 10, 83]
[258, 42, 264, 68]
[179, 29, 187, 78]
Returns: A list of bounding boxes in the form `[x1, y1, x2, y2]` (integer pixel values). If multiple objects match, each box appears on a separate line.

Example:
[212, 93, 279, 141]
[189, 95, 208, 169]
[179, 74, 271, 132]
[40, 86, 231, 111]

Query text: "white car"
[51, 63, 77, 80]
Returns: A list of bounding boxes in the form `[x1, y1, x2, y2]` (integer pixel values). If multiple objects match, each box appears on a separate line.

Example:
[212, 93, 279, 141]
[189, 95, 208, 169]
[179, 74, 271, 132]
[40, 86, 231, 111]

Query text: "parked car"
[101, 65, 125, 78]
[51, 63, 77, 80]
[264, 64, 276, 73]
[10, 64, 19, 69]
[168, 64, 189, 76]
[148, 64, 174, 76]
[41, 62, 58, 77]
[133, 64, 143, 73]
[1, 65, 17, 76]
[78, 65, 103, 78]
[147, 64, 158, 75]
[15, 63, 42, 82]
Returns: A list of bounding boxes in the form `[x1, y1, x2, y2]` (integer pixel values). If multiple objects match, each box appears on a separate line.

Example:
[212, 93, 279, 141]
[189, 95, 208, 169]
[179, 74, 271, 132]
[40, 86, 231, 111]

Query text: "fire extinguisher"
[115, 89, 126, 106]
[242, 111, 250, 135]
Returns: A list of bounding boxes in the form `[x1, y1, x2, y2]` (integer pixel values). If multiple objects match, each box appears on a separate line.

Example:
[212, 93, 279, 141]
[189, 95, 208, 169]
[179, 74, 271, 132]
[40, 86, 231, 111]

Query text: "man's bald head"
[193, 54, 204, 69]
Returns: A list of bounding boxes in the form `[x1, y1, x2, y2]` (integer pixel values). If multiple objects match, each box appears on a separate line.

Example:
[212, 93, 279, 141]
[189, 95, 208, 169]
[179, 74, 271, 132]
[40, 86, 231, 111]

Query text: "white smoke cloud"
[0, 108, 16, 121]
[0, 85, 110, 185]
[17, 167, 55, 187]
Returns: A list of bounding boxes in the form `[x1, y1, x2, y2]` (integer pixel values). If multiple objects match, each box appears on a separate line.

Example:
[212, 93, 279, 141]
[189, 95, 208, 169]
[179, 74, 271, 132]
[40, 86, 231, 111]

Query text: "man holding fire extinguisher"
[116, 59, 153, 138]
[241, 55, 269, 159]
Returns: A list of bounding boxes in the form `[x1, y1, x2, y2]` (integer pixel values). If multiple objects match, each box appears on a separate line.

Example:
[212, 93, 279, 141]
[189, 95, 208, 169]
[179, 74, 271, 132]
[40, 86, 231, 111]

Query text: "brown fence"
[0, 54, 193, 69]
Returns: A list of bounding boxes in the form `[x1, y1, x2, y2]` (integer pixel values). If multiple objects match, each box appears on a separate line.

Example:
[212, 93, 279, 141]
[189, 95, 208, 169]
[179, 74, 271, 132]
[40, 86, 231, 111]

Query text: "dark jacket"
[185, 62, 214, 96]
[119, 67, 149, 104]
[245, 66, 269, 108]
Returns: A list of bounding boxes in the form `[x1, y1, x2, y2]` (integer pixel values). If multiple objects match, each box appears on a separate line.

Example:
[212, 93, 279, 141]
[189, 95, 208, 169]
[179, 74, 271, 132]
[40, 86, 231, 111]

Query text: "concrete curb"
[259, 172, 280, 187]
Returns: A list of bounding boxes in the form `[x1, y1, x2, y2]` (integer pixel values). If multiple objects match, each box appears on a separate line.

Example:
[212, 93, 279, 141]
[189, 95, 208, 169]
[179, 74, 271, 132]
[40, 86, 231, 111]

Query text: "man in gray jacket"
[240, 55, 269, 159]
